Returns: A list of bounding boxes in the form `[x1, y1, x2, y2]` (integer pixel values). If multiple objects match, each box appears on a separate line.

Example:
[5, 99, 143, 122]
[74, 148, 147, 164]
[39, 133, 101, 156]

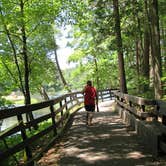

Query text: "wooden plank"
[0, 140, 27, 161]
[0, 112, 54, 138]
[25, 113, 52, 128]
[0, 90, 113, 162]
[0, 100, 54, 120]
[17, 114, 33, 161]
[124, 94, 155, 105]
[116, 100, 151, 119]
[0, 89, 112, 120]
[0, 123, 20, 139]
[153, 121, 166, 135]
[156, 100, 166, 116]
[0, 95, 69, 120]
[50, 105, 57, 135]
[0, 124, 55, 161]
[159, 141, 166, 153]
[114, 91, 155, 105]
[0, 117, 61, 161]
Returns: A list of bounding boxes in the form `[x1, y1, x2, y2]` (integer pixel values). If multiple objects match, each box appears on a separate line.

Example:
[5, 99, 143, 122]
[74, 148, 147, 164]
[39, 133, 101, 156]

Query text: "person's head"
[87, 80, 92, 86]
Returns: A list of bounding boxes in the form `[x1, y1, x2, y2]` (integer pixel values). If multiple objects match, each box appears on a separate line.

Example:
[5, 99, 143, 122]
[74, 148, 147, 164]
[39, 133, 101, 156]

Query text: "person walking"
[83, 80, 98, 126]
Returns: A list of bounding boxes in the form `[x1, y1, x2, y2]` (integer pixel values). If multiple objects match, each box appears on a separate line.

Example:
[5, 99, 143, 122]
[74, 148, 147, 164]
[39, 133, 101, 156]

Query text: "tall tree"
[53, 31, 71, 92]
[0, 0, 62, 122]
[113, 0, 127, 93]
[0, 0, 62, 102]
[149, 0, 162, 99]
[20, 0, 31, 105]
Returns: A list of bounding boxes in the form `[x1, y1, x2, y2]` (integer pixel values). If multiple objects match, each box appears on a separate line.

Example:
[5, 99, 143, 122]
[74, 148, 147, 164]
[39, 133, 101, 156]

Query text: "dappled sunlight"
[126, 151, 145, 159]
[96, 133, 110, 138]
[38, 101, 160, 166]
[64, 146, 94, 155]
[111, 128, 128, 132]
[78, 151, 110, 163]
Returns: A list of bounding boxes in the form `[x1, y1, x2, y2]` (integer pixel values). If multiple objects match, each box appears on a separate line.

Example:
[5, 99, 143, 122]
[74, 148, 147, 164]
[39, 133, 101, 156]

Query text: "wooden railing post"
[101, 91, 104, 102]
[65, 98, 68, 111]
[50, 105, 57, 136]
[17, 114, 33, 165]
[162, 116, 166, 125]
[109, 89, 112, 100]
[59, 101, 63, 126]
[141, 105, 145, 112]
[70, 95, 73, 105]
[129, 101, 132, 107]
[60, 101, 63, 117]
[117, 95, 119, 101]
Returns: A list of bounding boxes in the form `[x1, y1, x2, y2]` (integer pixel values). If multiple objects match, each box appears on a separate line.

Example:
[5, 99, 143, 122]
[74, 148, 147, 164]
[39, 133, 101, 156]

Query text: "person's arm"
[82, 86, 85, 94]
[96, 90, 99, 112]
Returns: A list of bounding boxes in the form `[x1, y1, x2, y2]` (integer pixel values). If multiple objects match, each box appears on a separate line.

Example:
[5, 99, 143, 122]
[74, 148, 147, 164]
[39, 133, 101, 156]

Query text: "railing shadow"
[57, 103, 156, 166]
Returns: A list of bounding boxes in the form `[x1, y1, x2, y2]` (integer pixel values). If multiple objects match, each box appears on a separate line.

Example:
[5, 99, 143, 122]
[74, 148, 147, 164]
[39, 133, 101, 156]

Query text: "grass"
[0, 103, 83, 166]
[13, 98, 39, 105]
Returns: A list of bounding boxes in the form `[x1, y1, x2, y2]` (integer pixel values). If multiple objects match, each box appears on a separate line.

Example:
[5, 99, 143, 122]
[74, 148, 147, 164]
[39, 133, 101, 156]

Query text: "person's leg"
[87, 112, 91, 125]
[89, 105, 95, 125]
[86, 112, 88, 125]
[89, 112, 93, 125]
[85, 105, 90, 125]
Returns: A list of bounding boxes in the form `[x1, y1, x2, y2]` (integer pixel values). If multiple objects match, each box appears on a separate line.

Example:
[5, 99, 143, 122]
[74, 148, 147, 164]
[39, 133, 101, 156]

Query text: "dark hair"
[87, 80, 92, 86]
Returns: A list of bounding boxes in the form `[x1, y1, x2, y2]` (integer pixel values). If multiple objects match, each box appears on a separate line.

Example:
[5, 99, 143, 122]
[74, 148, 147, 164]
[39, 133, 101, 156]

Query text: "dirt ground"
[37, 101, 166, 166]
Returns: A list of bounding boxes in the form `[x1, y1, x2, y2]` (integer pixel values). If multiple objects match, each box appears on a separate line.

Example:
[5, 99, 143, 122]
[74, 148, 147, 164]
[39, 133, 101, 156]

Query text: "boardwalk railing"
[0, 89, 114, 165]
[113, 91, 166, 157]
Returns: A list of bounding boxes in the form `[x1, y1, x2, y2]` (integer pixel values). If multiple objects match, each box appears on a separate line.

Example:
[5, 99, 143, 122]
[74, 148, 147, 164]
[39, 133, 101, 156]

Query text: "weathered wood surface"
[0, 89, 113, 164]
[38, 101, 166, 166]
[114, 91, 166, 121]
[113, 91, 166, 156]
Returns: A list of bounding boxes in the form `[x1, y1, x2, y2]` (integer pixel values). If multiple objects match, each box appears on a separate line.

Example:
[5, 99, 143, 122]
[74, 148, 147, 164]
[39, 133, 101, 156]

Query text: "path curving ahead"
[37, 101, 165, 166]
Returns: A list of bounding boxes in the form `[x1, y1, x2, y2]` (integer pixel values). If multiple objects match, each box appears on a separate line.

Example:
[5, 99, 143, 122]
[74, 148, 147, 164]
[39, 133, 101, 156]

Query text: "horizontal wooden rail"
[113, 91, 166, 120]
[0, 89, 114, 165]
[113, 91, 166, 156]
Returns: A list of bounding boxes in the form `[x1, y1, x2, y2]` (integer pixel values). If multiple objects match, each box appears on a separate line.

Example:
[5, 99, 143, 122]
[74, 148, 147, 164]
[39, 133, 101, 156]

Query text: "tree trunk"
[20, 0, 36, 125]
[145, 1, 154, 93]
[53, 40, 71, 92]
[0, 8, 25, 95]
[149, 0, 162, 99]
[94, 57, 100, 90]
[142, 30, 150, 79]
[141, 28, 150, 92]
[39, 86, 50, 100]
[113, 0, 127, 93]
[135, 40, 140, 92]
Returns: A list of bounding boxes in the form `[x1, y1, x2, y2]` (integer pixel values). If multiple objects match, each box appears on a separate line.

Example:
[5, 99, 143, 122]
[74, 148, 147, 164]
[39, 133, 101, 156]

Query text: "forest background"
[0, 0, 165, 108]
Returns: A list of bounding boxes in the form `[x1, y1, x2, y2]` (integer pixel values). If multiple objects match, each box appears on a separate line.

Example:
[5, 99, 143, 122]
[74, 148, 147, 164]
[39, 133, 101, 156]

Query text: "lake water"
[0, 107, 51, 131]
[0, 92, 85, 131]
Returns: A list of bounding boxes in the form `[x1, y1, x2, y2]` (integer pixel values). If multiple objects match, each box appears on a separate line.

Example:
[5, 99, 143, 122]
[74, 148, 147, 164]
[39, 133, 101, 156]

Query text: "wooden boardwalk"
[37, 101, 165, 166]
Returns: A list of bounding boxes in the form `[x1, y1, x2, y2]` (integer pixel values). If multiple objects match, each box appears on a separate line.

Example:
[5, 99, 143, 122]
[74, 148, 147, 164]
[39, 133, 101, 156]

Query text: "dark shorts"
[85, 105, 95, 112]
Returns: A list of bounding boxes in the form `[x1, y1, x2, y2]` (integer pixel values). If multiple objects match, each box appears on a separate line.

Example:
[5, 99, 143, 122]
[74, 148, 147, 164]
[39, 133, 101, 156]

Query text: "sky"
[56, 26, 75, 70]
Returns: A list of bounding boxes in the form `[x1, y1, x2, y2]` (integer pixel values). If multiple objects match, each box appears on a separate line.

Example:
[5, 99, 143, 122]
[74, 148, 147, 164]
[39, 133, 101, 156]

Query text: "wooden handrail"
[113, 91, 166, 121]
[0, 89, 114, 165]
[113, 91, 166, 156]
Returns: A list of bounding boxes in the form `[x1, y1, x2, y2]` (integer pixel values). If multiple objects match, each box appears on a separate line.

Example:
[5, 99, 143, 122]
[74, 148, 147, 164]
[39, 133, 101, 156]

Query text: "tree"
[0, 0, 62, 121]
[149, 0, 162, 99]
[113, 0, 127, 93]
[53, 38, 71, 92]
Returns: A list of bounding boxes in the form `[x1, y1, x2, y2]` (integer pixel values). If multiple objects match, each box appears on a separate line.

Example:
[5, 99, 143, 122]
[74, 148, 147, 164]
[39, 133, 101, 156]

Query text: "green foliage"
[0, 119, 52, 165]
[0, 0, 63, 101]
[0, 133, 23, 166]
[0, 0, 165, 101]
[0, 96, 13, 107]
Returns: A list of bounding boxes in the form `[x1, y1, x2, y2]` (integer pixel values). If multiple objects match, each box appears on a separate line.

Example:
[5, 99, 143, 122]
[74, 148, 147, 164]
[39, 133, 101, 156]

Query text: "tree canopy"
[0, 0, 165, 106]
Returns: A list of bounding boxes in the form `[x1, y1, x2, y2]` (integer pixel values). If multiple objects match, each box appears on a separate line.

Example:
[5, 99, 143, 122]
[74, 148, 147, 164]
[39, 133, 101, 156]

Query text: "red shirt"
[83, 85, 97, 105]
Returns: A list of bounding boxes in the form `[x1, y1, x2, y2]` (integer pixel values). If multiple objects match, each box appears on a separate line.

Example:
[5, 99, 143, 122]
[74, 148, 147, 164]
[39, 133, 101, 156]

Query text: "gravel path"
[37, 101, 165, 166]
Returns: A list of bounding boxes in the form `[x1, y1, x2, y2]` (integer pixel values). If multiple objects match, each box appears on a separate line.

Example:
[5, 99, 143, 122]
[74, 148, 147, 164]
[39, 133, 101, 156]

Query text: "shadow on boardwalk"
[38, 101, 165, 166]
